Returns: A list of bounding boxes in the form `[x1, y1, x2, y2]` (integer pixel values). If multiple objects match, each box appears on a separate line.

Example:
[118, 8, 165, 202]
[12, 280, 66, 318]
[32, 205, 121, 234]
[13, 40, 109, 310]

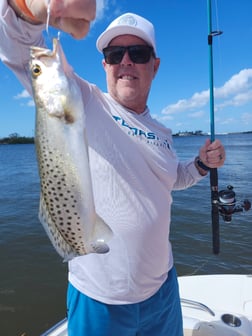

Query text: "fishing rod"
[207, 0, 222, 254]
[207, 0, 251, 254]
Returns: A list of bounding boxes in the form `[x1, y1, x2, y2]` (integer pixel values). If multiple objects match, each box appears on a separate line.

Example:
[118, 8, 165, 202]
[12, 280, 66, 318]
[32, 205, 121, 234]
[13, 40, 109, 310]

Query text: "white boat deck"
[179, 274, 252, 336]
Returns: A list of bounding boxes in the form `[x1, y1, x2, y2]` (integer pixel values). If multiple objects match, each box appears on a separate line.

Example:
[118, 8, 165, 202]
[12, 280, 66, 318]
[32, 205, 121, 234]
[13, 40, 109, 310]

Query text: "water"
[0, 134, 251, 335]
[171, 134, 252, 276]
[0, 145, 68, 335]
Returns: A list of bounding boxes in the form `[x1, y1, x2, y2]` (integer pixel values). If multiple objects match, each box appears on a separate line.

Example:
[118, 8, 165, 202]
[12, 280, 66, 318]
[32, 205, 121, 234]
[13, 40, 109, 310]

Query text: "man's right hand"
[9, 0, 97, 39]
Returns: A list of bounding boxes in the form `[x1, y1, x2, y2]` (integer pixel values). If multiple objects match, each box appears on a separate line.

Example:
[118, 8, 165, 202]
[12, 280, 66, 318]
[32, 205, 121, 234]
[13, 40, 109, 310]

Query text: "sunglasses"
[103, 45, 155, 65]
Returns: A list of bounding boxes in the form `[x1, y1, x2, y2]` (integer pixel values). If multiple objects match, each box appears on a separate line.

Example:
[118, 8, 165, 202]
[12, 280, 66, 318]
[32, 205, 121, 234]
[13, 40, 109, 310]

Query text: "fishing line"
[44, 0, 61, 45]
[212, 0, 224, 97]
[208, 1, 231, 189]
[187, 259, 210, 276]
[212, 1, 236, 193]
[45, 0, 51, 35]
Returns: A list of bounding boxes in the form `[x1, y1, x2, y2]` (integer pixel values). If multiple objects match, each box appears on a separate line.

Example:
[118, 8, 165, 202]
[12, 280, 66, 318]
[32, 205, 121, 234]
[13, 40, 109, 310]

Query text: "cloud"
[161, 90, 209, 115]
[95, 0, 107, 20]
[14, 89, 30, 100]
[241, 112, 252, 125]
[217, 90, 252, 109]
[27, 100, 35, 107]
[161, 68, 252, 116]
[219, 117, 235, 125]
[13, 89, 34, 107]
[95, 0, 122, 23]
[216, 69, 252, 98]
[188, 110, 205, 118]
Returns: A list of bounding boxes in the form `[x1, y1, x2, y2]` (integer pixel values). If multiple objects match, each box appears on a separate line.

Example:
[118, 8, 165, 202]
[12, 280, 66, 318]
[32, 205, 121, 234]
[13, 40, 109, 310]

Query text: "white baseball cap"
[96, 13, 157, 54]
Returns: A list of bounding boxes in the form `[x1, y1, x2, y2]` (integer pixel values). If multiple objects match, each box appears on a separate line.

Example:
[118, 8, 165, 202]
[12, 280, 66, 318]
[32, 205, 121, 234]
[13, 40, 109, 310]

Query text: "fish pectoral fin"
[87, 214, 113, 254]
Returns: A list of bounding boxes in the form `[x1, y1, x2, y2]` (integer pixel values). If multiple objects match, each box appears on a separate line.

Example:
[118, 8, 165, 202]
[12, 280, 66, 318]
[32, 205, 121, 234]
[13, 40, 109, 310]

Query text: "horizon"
[1, 130, 251, 142]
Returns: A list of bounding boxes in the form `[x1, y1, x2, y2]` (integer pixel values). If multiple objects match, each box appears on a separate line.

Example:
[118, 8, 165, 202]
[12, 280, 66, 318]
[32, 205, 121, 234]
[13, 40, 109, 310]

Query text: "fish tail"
[87, 215, 113, 254]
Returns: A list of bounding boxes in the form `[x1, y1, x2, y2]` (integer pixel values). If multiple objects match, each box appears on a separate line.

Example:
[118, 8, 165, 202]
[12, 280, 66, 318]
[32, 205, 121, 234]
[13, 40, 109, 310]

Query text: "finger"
[50, 17, 91, 39]
[50, 0, 96, 21]
[205, 138, 211, 148]
[206, 148, 225, 165]
[208, 139, 222, 151]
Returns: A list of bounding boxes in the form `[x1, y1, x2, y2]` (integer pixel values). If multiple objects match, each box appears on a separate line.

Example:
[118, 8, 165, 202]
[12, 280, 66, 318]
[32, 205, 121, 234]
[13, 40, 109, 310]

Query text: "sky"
[0, 0, 252, 137]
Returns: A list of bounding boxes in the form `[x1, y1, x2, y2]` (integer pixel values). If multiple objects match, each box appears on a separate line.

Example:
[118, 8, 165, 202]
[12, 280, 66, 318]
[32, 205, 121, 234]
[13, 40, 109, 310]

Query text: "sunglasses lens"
[128, 46, 153, 63]
[103, 45, 154, 64]
[103, 47, 125, 64]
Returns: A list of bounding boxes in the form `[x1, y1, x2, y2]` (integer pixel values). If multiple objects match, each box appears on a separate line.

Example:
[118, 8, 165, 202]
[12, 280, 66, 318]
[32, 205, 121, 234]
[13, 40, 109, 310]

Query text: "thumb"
[25, 0, 48, 22]
[50, 17, 91, 39]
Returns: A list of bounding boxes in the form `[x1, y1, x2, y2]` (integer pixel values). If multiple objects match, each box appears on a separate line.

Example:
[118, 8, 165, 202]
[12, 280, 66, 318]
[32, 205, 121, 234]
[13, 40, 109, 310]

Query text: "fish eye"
[32, 64, 42, 77]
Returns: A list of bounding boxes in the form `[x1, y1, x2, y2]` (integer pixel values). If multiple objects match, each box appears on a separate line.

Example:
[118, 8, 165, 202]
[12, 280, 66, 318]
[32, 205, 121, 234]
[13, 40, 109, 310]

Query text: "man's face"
[102, 34, 160, 113]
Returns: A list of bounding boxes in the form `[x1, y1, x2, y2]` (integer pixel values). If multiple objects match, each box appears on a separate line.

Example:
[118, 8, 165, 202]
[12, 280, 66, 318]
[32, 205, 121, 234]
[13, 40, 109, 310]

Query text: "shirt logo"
[113, 115, 170, 149]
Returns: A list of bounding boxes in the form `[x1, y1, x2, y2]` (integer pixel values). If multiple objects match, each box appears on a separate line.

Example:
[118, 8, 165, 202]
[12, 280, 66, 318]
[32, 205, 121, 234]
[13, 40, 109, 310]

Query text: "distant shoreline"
[0, 133, 34, 145]
[0, 131, 251, 144]
[172, 130, 252, 137]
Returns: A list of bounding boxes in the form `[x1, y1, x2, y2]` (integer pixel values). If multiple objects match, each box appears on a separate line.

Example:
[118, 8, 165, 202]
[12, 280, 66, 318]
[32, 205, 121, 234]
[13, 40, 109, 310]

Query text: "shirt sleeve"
[173, 158, 206, 190]
[0, 0, 45, 94]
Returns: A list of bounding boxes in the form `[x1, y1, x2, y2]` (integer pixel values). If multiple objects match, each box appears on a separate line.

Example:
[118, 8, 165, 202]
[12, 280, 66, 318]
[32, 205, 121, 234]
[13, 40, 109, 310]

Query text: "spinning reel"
[218, 185, 251, 223]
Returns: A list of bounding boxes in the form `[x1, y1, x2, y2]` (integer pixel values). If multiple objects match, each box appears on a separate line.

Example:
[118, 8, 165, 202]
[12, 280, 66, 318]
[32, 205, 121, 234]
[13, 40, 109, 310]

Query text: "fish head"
[30, 38, 75, 123]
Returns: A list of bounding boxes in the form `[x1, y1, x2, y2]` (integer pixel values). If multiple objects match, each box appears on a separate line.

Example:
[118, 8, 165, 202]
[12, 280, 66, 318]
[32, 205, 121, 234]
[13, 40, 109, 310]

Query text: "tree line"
[0, 133, 34, 144]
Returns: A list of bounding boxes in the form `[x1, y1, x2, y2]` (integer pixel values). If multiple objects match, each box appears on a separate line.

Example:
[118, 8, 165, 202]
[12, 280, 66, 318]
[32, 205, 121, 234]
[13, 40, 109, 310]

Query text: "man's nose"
[120, 50, 133, 65]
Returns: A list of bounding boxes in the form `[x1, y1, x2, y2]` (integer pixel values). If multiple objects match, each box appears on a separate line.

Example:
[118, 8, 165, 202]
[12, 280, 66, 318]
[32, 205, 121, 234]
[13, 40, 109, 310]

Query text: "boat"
[41, 274, 252, 336]
[180, 274, 252, 336]
[41, 318, 67, 336]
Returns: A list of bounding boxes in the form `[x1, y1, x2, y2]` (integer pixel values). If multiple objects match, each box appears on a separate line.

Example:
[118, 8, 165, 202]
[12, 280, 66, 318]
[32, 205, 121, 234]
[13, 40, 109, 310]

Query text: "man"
[0, 1, 225, 335]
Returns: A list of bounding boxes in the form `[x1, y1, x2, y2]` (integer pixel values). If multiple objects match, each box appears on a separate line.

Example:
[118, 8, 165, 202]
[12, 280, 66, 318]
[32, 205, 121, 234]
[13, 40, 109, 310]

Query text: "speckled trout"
[30, 38, 113, 261]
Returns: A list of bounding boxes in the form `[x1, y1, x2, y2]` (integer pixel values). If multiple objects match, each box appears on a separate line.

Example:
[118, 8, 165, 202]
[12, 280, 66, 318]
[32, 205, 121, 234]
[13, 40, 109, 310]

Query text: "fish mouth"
[30, 38, 59, 59]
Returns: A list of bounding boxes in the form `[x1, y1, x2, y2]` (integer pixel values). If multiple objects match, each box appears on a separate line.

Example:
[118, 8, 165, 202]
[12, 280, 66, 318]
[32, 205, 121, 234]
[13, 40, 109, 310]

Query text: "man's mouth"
[118, 75, 137, 80]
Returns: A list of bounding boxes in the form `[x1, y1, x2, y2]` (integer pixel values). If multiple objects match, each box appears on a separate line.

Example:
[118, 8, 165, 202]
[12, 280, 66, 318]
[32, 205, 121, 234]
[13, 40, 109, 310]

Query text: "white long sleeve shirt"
[0, 1, 205, 304]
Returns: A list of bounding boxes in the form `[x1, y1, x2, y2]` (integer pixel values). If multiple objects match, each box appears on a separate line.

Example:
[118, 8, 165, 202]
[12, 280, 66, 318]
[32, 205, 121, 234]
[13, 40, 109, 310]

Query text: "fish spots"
[38, 146, 86, 254]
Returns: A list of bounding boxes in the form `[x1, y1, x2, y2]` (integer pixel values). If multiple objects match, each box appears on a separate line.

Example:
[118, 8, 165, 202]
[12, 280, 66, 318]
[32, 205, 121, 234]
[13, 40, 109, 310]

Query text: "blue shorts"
[67, 267, 183, 336]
